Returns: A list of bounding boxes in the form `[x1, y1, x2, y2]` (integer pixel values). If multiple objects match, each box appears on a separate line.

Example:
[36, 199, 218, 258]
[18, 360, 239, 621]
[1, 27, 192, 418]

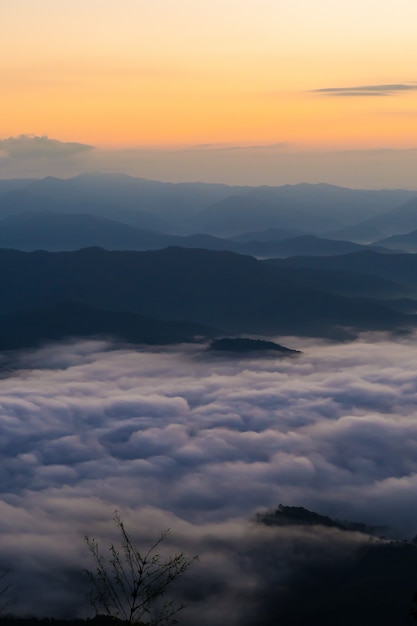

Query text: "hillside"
[0, 301, 218, 351]
[277, 250, 417, 292]
[0, 247, 413, 341]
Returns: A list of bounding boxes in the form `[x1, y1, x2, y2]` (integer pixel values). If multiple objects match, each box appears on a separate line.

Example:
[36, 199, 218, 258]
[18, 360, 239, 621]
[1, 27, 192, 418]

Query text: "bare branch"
[0, 570, 16, 615]
[84, 513, 195, 625]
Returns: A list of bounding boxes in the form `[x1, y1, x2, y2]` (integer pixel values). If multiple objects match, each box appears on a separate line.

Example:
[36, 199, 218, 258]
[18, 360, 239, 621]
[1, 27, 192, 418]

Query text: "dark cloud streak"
[313, 82, 417, 97]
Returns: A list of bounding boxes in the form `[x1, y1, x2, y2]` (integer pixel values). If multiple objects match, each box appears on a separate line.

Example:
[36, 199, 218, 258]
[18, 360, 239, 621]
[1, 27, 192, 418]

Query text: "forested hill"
[0, 247, 414, 343]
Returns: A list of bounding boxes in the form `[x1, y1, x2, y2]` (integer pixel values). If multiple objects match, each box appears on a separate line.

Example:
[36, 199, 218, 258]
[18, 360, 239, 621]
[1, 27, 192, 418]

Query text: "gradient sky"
[2, 0, 417, 184]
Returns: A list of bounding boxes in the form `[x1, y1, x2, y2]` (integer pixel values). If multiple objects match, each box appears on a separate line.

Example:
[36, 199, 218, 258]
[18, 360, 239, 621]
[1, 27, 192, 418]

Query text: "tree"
[0, 569, 15, 615]
[84, 512, 195, 625]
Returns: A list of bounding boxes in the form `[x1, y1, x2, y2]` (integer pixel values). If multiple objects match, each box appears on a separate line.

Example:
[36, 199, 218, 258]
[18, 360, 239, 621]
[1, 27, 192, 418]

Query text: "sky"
[2, 334, 417, 619]
[1, 0, 417, 186]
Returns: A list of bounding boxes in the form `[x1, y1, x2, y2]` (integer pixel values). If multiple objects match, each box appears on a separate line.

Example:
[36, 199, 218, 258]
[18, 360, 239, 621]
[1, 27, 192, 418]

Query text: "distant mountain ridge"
[374, 228, 417, 253]
[0, 211, 392, 258]
[0, 173, 415, 239]
[328, 197, 417, 242]
[0, 174, 416, 346]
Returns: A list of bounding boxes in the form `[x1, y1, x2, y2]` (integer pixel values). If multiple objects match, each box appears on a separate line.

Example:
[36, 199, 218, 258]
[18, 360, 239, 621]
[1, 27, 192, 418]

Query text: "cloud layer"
[1, 334, 417, 619]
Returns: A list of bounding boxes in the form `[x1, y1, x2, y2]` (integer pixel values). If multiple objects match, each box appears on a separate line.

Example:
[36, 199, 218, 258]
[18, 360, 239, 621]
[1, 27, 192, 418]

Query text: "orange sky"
[2, 0, 417, 149]
[1, 0, 417, 186]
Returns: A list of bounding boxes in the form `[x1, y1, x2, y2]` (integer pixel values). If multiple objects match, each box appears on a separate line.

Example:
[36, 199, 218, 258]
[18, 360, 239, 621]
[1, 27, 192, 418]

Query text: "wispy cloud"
[312, 83, 417, 97]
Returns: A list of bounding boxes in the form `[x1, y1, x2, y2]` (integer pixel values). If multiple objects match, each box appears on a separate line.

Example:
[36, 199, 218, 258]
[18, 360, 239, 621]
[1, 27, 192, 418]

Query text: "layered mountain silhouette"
[329, 197, 417, 242]
[232, 227, 303, 242]
[277, 250, 417, 293]
[0, 301, 218, 351]
[0, 173, 249, 233]
[0, 247, 414, 347]
[189, 183, 416, 236]
[0, 174, 416, 348]
[264, 258, 407, 299]
[0, 211, 388, 257]
[0, 174, 415, 238]
[374, 228, 417, 253]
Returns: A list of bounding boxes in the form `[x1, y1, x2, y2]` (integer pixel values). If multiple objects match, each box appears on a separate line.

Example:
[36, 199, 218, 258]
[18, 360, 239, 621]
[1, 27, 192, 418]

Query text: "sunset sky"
[1, 0, 417, 185]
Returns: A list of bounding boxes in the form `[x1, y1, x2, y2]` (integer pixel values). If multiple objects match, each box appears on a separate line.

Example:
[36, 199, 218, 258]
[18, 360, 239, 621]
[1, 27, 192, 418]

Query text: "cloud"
[312, 82, 417, 97]
[0, 135, 93, 159]
[2, 334, 417, 618]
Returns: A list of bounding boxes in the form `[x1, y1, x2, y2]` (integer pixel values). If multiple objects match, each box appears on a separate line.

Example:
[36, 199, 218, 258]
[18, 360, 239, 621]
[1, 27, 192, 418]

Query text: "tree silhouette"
[85, 512, 195, 625]
[0, 570, 15, 615]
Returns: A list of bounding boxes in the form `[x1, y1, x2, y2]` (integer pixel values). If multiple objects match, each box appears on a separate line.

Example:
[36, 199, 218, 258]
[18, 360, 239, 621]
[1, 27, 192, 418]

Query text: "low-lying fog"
[1, 333, 417, 622]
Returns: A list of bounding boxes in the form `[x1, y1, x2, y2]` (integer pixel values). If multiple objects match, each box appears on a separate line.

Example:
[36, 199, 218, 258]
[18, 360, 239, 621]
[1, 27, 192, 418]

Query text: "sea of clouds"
[1, 333, 417, 621]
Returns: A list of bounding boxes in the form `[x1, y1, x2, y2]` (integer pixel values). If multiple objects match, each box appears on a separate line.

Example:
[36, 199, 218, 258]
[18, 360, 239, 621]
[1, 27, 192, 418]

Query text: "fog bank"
[1, 333, 417, 618]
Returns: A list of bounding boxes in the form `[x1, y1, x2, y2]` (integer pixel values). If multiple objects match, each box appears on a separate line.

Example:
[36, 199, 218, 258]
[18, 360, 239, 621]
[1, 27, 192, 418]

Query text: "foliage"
[84, 512, 195, 625]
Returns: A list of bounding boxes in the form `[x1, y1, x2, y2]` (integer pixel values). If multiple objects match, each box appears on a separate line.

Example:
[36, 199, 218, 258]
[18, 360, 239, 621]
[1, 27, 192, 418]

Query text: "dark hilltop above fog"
[0, 301, 220, 352]
[208, 337, 300, 356]
[2, 505, 417, 626]
[257, 504, 383, 535]
[251, 505, 417, 626]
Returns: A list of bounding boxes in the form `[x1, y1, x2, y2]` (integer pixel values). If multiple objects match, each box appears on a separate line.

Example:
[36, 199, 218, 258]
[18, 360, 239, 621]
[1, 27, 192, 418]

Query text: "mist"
[2, 138, 417, 189]
[1, 333, 417, 619]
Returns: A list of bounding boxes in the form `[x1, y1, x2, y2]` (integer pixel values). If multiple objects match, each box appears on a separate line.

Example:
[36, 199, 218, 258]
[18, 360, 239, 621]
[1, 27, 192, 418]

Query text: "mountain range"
[0, 210, 390, 257]
[0, 173, 415, 238]
[0, 247, 415, 349]
[328, 197, 417, 242]
[1, 173, 417, 349]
